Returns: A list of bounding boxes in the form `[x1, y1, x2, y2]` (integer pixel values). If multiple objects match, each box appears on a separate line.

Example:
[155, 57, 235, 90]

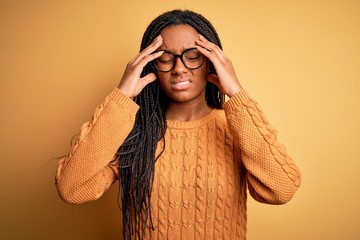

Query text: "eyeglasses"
[153, 47, 205, 72]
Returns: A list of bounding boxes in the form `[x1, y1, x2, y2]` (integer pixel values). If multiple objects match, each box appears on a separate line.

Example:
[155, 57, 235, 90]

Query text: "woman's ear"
[207, 73, 219, 86]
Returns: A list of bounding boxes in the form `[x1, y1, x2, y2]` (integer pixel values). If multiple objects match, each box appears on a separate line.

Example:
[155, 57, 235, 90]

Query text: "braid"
[114, 9, 224, 239]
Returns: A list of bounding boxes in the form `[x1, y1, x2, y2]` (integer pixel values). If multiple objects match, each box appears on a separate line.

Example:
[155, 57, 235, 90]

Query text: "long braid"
[114, 9, 225, 239]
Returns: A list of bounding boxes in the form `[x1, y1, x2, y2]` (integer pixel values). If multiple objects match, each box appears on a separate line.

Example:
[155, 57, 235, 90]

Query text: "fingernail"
[199, 35, 205, 39]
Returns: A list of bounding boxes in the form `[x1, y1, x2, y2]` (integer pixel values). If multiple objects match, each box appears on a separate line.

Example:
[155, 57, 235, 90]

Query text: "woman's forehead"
[159, 24, 199, 52]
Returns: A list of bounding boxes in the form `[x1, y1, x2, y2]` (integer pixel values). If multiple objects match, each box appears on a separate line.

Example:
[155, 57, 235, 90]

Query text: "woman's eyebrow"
[158, 47, 198, 54]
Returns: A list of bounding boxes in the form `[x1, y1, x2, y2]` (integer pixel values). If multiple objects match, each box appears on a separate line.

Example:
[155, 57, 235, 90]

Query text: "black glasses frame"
[153, 47, 205, 72]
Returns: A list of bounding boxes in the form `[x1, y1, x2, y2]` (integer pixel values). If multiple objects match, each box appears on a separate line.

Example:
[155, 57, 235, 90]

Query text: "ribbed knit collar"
[166, 109, 222, 129]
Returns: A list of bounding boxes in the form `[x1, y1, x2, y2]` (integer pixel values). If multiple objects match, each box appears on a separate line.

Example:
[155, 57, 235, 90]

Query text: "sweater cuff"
[108, 88, 139, 113]
[223, 89, 251, 112]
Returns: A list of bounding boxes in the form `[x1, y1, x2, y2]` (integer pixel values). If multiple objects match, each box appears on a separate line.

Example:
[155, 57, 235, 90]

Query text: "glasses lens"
[183, 49, 204, 69]
[154, 48, 205, 72]
[155, 52, 174, 72]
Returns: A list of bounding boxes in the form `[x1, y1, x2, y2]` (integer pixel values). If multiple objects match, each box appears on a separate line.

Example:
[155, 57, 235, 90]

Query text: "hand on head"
[118, 29, 242, 99]
[195, 35, 242, 97]
[117, 35, 164, 98]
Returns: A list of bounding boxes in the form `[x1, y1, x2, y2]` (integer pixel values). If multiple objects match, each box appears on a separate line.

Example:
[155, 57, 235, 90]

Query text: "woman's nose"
[172, 57, 187, 73]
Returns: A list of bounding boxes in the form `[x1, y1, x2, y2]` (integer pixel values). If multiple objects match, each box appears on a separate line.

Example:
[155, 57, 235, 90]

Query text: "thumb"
[140, 73, 157, 86]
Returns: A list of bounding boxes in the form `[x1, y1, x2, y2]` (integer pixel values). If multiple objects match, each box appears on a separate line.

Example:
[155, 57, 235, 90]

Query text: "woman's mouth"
[171, 80, 191, 90]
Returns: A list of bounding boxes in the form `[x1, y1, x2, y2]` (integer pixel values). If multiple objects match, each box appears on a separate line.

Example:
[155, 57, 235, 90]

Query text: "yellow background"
[1, 0, 359, 239]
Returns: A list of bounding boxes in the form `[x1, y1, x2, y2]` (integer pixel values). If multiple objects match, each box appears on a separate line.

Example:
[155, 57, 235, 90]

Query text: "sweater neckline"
[166, 109, 221, 129]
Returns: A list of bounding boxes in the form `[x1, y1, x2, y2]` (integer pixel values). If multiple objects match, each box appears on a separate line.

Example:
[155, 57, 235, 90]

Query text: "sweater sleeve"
[55, 88, 139, 204]
[223, 89, 301, 204]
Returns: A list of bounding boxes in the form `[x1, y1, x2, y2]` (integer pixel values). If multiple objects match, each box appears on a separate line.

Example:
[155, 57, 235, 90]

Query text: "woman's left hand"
[195, 35, 242, 97]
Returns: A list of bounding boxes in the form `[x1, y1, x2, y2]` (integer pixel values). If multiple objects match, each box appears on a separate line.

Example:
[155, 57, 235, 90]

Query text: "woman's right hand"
[117, 35, 163, 98]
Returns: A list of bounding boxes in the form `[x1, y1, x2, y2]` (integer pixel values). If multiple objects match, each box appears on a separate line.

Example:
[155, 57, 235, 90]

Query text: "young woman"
[55, 9, 301, 240]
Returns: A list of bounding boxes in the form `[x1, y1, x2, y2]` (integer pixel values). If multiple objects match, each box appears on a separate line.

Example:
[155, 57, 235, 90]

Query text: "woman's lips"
[171, 80, 191, 90]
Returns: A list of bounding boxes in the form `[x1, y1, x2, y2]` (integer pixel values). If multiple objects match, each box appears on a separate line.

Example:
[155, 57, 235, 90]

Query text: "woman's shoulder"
[212, 108, 229, 128]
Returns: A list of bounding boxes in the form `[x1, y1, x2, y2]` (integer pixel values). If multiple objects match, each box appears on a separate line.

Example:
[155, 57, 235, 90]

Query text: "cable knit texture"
[55, 88, 301, 239]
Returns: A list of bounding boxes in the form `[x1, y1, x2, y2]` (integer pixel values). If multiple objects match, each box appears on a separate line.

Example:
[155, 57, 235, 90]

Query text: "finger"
[196, 45, 224, 70]
[197, 35, 222, 54]
[196, 35, 226, 61]
[133, 35, 163, 65]
[126, 50, 164, 78]
[196, 45, 224, 67]
[136, 50, 164, 70]
[207, 73, 220, 87]
[140, 72, 157, 86]
[196, 45, 213, 60]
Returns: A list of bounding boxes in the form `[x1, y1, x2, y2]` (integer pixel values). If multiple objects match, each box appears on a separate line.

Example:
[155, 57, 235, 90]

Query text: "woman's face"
[156, 24, 208, 104]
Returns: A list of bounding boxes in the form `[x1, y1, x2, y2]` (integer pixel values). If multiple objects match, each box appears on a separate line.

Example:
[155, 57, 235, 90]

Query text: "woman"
[55, 9, 301, 240]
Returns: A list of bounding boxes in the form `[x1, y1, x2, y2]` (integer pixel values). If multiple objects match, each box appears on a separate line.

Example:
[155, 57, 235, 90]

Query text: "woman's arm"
[224, 89, 301, 204]
[56, 36, 165, 204]
[55, 88, 139, 204]
[196, 35, 300, 204]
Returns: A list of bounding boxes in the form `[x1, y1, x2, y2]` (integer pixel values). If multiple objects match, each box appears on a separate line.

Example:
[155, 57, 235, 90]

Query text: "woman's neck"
[165, 100, 213, 122]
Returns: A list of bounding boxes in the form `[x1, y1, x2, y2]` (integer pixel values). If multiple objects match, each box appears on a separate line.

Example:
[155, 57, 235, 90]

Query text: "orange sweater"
[55, 88, 301, 239]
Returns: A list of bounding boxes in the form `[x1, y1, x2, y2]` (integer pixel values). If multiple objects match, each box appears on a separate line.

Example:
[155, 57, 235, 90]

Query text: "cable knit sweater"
[55, 88, 301, 239]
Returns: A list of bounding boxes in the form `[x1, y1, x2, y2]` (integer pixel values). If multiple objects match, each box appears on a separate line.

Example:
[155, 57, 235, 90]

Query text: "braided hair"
[114, 9, 225, 239]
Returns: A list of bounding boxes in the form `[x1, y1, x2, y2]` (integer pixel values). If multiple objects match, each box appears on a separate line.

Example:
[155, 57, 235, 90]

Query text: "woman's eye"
[186, 55, 201, 62]
[158, 59, 173, 64]
[185, 51, 201, 61]
[187, 56, 200, 60]
[158, 54, 174, 63]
